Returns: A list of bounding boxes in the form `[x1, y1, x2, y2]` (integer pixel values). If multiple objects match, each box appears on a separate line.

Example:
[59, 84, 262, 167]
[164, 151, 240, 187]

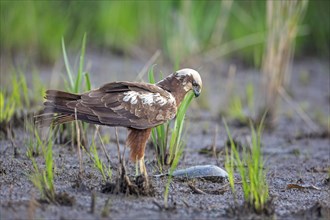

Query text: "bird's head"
[175, 68, 202, 97]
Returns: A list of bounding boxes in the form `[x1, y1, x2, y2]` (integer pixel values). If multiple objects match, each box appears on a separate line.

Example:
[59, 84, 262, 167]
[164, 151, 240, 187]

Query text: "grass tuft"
[62, 33, 90, 94]
[262, 0, 308, 124]
[87, 130, 112, 182]
[0, 88, 16, 124]
[148, 66, 194, 206]
[60, 33, 91, 147]
[223, 82, 256, 125]
[223, 113, 269, 213]
[149, 67, 194, 171]
[149, 66, 168, 170]
[0, 70, 45, 128]
[29, 130, 56, 203]
[25, 119, 43, 158]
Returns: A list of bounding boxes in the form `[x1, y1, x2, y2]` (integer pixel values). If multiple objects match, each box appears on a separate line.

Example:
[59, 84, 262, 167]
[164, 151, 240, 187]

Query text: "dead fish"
[154, 165, 228, 182]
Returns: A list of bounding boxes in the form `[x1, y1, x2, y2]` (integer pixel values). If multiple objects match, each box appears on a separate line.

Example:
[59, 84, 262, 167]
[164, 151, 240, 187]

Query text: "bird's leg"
[135, 159, 139, 177]
[139, 157, 147, 177]
[139, 157, 149, 186]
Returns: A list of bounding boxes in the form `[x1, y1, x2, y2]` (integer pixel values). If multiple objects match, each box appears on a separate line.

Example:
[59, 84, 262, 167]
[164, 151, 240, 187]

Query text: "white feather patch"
[123, 91, 169, 106]
[123, 91, 138, 104]
[141, 93, 154, 105]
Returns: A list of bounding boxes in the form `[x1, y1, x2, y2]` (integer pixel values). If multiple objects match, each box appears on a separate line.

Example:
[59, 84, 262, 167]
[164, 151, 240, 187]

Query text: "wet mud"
[1, 56, 329, 219]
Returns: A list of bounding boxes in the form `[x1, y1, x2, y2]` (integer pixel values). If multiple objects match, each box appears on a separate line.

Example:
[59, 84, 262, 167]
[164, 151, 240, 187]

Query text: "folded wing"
[43, 82, 177, 129]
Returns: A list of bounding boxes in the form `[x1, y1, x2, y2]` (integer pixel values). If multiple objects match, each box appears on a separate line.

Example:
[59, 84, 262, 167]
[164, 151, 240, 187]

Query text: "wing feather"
[40, 81, 178, 129]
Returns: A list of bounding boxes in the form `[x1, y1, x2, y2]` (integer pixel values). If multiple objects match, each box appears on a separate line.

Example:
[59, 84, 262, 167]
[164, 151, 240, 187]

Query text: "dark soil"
[1, 55, 329, 219]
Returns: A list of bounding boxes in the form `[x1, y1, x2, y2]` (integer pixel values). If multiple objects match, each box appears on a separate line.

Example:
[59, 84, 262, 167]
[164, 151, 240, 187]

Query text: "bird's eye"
[192, 80, 198, 86]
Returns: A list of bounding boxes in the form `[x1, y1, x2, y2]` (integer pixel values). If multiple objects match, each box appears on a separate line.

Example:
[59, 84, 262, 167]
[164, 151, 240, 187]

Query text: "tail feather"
[45, 90, 81, 101]
[36, 90, 81, 127]
[35, 113, 75, 127]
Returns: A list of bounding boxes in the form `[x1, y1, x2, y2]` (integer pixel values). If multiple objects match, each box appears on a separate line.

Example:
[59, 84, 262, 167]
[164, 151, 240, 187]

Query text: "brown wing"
[62, 82, 177, 129]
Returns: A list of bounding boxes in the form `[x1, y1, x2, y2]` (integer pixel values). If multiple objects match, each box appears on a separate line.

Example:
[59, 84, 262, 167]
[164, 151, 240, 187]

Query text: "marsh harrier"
[40, 68, 202, 179]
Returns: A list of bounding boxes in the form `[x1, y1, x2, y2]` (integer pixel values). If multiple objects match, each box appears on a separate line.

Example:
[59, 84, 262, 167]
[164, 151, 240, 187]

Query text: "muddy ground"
[0, 53, 329, 219]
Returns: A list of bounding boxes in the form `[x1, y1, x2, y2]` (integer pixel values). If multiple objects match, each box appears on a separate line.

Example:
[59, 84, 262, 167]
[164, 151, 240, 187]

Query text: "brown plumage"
[38, 68, 202, 176]
[127, 128, 152, 161]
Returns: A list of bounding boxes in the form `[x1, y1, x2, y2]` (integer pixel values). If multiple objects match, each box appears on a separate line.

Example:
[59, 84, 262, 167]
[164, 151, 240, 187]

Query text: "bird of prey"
[40, 68, 202, 180]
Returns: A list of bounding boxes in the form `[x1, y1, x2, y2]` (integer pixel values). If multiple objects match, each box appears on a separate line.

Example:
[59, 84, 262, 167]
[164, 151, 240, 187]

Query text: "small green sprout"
[25, 119, 43, 158]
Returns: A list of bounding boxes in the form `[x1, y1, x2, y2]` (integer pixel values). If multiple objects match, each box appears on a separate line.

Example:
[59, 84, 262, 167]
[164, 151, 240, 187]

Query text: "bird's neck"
[156, 75, 188, 106]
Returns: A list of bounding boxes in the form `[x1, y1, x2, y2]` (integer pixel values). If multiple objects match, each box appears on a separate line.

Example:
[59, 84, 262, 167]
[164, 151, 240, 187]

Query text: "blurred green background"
[1, 0, 329, 66]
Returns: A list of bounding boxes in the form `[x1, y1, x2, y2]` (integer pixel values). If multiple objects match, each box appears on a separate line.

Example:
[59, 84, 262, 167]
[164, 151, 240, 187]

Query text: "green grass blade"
[151, 128, 157, 147]
[169, 92, 194, 161]
[45, 138, 54, 192]
[148, 65, 168, 168]
[79, 33, 87, 78]
[62, 37, 74, 90]
[0, 91, 5, 122]
[148, 65, 156, 84]
[75, 33, 87, 93]
[225, 145, 236, 196]
[19, 73, 30, 108]
[164, 147, 183, 207]
[74, 74, 82, 93]
[84, 72, 91, 91]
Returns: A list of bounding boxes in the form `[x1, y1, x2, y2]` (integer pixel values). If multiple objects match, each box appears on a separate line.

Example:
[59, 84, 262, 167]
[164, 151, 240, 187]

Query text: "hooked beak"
[193, 87, 201, 97]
